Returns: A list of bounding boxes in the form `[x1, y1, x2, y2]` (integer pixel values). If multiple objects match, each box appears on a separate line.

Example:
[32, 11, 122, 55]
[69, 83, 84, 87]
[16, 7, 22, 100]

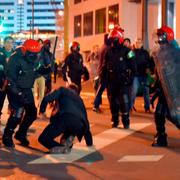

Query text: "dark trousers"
[4, 89, 37, 137]
[45, 78, 52, 95]
[94, 81, 106, 109]
[54, 71, 57, 83]
[38, 114, 82, 149]
[154, 97, 170, 135]
[107, 84, 131, 126]
[0, 91, 6, 116]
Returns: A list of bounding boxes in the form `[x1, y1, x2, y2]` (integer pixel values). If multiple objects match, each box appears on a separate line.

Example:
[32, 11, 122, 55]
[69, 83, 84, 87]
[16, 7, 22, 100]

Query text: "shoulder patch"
[0, 64, 4, 71]
[127, 50, 135, 59]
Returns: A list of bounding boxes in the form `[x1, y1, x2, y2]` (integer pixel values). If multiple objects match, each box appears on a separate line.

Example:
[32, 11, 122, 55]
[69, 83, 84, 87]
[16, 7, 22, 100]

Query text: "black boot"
[122, 114, 130, 129]
[14, 131, 29, 146]
[112, 120, 119, 128]
[152, 133, 168, 147]
[15, 109, 37, 146]
[2, 129, 15, 148]
[3, 114, 21, 148]
[111, 114, 119, 128]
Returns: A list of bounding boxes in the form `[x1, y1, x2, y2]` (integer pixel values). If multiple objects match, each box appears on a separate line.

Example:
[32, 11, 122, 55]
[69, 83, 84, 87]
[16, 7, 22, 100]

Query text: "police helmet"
[70, 41, 80, 52]
[108, 25, 124, 45]
[21, 39, 41, 54]
[157, 26, 174, 43]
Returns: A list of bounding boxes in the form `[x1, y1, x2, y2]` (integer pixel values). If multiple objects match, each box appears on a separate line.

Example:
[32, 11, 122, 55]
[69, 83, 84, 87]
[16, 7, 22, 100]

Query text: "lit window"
[83, 11, 93, 36]
[95, 8, 106, 34]
[74, 15, 81, 37]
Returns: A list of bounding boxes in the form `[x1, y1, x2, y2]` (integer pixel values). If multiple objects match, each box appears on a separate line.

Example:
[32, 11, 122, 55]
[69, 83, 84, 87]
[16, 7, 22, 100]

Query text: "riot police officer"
[62, 41, 89, 94]
[2, 39, 45, 148]
[0, 52, 7, 120]
[152, 26, 180, 147]
[100, 26, 135, 128]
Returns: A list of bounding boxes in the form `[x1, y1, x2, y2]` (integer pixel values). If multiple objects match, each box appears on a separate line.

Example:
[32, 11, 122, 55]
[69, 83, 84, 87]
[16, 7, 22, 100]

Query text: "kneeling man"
[38, 83, 93, 153]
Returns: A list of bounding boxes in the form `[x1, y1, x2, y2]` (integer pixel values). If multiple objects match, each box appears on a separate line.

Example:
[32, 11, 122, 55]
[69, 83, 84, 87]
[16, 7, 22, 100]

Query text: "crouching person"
[38, 83, 93, 153]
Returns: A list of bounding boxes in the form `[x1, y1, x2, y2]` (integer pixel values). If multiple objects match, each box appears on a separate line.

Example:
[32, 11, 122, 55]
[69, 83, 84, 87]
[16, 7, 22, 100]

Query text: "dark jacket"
[7, 47, 49, 95]
[40, 87, 92, 144]
[41, 47, 55, 80]
[0, 52, 7, 89]
[62, 51, 84, 85]
[101, 44, 135, 86]
[134, 47, 150, 76]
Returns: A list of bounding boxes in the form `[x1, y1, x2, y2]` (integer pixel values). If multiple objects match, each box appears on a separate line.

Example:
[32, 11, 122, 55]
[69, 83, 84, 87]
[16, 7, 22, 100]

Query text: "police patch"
[0, 64, 4, 71]
[127, 50, 135, 59]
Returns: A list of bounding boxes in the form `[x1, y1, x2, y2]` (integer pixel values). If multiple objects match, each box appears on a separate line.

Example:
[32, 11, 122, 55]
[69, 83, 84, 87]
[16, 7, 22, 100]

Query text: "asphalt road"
[0, 78, 180, 180]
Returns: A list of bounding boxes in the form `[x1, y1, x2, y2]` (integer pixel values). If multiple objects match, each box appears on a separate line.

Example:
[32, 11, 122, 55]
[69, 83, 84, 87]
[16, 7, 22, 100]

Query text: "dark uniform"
[0, 52, 7, 118]
[62, 51, 84, 93]
[102, 44, 135, 128]
[152, 26, 180, 147]
[62, 41, 89, 94]
[101, 26, 135, 128]
[151, 79, 169, 146]
[2, 40, 47, 147]
[38, 85, 93, 153]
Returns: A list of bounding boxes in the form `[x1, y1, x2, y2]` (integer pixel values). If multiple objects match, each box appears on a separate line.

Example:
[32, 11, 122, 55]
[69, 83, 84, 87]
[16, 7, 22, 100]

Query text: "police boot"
[2, 128, 15, 148]
[14, 131, 29, 146]
[2, 115, 20, 148]
[111, 114, 119, 128]
[122, 114, 130, 129]
[152, 133, 168, 147]
[14, 108, 37, 146]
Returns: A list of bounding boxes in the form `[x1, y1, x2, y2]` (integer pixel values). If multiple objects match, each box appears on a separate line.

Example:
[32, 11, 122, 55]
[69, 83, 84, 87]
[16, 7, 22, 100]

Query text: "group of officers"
[0, 24, 179, 154]
[0, 37, 92, 154]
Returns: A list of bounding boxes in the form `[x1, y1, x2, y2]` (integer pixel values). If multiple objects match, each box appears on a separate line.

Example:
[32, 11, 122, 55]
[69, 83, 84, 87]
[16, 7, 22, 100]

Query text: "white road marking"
[28, 123, 151, 164]
[118, 155, 164, 162]
[80, 92, 107, 98]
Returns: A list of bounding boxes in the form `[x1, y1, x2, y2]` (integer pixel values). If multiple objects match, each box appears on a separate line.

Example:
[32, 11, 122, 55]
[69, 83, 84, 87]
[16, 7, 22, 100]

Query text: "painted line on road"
[28, 123, 151, 164]
[118, 155, 164, 162]
[81, 92, 107, 98]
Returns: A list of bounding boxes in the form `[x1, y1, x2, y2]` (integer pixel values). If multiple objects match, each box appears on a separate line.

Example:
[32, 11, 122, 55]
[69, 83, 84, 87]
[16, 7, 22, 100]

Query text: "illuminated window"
[74, 0, 81, 4]
[83, 11, 93, 36]
[95, 8, 106, 34]
[74, 15, 81, 37]
[108, 4, 119, 27]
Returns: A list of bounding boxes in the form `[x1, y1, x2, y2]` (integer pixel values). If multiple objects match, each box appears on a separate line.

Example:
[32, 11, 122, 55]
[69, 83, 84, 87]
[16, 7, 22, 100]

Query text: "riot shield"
[154, 43, 180, 129]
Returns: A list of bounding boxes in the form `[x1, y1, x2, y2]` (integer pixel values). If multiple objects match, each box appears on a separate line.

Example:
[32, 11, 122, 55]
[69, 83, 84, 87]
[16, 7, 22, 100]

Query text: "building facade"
[68, 0, 176, 54]
[0, 0, 64, 36]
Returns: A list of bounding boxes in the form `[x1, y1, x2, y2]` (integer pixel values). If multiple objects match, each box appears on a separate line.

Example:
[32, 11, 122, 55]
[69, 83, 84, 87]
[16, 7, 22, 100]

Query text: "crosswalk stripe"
[28, 123, 151, 164]
[118, 155, 164, 162]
